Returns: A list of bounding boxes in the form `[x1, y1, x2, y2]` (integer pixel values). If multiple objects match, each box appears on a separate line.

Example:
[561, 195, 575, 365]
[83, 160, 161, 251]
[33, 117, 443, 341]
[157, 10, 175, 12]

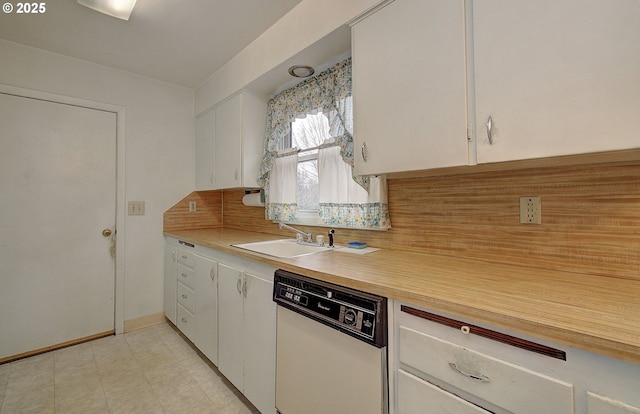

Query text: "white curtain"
[318, 146, 390, 229]
[265, 153, 299, 222]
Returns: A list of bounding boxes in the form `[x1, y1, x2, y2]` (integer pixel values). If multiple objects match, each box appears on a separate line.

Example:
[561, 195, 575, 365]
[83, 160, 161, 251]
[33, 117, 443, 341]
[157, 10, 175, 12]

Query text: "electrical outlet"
[128, 201, 145, 216]
[520, 196, 541, 224]
[189, 201, 197, 212]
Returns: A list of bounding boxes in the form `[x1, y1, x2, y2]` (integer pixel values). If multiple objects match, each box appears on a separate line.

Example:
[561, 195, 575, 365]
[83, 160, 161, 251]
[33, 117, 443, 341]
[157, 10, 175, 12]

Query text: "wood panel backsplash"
[163, 190, 223, 232]
[167, 160, 640, 281]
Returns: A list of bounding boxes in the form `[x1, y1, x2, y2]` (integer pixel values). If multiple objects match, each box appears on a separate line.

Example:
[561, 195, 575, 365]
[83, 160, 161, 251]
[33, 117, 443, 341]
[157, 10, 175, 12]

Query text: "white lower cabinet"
[393, 302, 640, 414]
[398, 325, 573, 413]
[588, 392, 640, 414]
[218, 263, 244, 389]
[163, 243, 177, 324]
[218, 262, 276, 414]
[398, 369, 491, 414]
[164, 237, 277, 413]
[193, 254, 218, 365]
[394, 302, 574, 414]
[176, 303, 195, 341]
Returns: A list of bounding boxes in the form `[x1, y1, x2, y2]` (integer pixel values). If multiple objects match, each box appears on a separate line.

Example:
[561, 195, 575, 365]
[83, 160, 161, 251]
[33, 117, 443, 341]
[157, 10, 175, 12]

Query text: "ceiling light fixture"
[288, 65, 315, 78]
[77, 0, 137, 21]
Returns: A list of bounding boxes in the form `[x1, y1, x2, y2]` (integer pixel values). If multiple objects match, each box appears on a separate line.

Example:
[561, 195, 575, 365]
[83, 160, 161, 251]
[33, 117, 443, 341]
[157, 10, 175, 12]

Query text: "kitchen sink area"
[232, 238, 341, 258]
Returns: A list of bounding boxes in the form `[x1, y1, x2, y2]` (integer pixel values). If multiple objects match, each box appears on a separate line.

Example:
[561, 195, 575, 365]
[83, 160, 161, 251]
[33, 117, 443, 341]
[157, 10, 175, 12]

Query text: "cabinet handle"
[181, 272, 187, 278]
[210, 268, 216, 281]
[361, 142, 368, 162]
[236, 278, 242, 294]
[181, 294, 188, 299]
[171, 250, 176, 261]
[181, 317, 188, 323]
[449, 363, 490, 383]
[486, 116, 494, 145]
[234, 168, 238, 181]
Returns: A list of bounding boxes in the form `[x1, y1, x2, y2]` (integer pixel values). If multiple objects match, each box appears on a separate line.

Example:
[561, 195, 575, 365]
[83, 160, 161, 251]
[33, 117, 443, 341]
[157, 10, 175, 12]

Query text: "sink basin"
[232, 239, 339, 258]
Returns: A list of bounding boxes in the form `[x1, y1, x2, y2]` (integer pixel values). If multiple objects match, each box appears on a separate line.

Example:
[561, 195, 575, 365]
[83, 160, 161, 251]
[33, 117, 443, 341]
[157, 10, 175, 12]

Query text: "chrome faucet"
[278, 222, 313, 243]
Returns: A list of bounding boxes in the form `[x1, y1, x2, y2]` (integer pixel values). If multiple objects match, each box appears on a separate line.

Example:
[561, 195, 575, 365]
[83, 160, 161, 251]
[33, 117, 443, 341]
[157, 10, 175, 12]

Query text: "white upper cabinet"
[195, 108, 215, 190]
[473, 0, 640, 164]
[352, 0, 469, 176]
[195, 91, 267, 190]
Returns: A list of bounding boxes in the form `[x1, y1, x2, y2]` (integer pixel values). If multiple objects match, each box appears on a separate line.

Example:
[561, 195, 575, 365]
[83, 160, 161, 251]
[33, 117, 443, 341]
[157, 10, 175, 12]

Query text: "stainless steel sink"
[232, 239, 339, 258]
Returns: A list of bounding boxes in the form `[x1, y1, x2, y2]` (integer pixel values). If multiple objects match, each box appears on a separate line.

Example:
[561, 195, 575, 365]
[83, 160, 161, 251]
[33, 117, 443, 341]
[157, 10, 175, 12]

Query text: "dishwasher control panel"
[273, 269, 387, 347]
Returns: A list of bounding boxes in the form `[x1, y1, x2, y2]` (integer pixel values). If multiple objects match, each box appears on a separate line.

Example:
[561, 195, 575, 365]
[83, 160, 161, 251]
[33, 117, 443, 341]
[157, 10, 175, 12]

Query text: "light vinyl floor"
[0, 322, 259, 413]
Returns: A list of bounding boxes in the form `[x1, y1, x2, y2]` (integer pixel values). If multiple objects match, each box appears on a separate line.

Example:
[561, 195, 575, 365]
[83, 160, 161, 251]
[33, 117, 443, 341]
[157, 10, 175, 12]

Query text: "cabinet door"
[473, 0, 640, 164]
[243, 272, 276, 414]
[194, 254, 218, 365]
[214, 94, 243, 189]
[398, 369, 492, 414]
[217, 263, 244, 391]
[176, 304, 195, 341]
[399, 325, 574, 414]
[239, 92, 267, 189]
[163, 243, 177, 324]
[588, 392, 640, 414]
[195, 108, 215, 190]
[352, 0, 468, 175]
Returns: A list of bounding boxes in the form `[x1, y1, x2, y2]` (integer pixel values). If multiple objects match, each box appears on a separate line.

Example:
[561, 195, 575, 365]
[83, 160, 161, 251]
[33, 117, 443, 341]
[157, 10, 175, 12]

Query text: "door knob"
[102, 229, 112, 237]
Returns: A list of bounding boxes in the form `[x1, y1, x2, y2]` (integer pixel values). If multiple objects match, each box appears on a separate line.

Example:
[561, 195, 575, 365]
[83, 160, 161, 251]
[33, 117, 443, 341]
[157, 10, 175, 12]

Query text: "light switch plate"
[128, 201, 145, 216]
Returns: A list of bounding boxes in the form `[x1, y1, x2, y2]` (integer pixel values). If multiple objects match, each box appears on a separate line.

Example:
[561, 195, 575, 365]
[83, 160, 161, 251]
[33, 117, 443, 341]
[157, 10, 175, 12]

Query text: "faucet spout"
[278, 222, 312, 243]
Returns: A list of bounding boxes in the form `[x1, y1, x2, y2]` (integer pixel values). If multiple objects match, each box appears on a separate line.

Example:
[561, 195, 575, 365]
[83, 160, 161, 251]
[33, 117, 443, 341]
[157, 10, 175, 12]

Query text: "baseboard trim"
[0, 330, 114, 365]
[124, 312, 166, 333]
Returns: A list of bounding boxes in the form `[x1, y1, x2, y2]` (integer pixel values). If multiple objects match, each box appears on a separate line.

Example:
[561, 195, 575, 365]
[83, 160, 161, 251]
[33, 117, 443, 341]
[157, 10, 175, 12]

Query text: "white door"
[0, 92, 116, 360]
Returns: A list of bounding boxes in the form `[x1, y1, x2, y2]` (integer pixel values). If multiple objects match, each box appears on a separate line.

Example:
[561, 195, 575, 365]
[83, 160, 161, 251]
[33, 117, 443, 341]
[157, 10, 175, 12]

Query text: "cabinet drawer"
[588, 392, 640, 414]
[176, 249, 195, 268]
[398, 369, 491, 414]
[176, 304, 195, 341]
[177, 282, 194, 314]
[177, 264, 195, 289]
[399, 326, 574, 414]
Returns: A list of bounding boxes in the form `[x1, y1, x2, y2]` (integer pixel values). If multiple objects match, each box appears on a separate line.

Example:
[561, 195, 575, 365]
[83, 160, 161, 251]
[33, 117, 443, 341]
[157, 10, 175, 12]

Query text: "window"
[286, 111, 331, 212]
[258, 57, 390, 229]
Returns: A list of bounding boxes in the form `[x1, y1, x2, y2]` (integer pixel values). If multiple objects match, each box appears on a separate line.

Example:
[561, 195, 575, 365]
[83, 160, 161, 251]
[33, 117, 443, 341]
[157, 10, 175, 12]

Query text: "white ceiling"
[0, 0, 304, 88]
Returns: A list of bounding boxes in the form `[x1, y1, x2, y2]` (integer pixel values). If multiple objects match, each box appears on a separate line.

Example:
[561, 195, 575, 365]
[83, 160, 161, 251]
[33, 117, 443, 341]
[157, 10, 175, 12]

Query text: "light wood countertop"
[165, 228, 640, 365]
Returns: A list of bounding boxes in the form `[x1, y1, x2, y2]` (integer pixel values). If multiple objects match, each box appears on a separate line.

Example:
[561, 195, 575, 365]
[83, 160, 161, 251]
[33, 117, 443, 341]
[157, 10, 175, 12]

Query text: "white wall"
[0, 39, 195, 324]
[195, 0, 383, 114]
